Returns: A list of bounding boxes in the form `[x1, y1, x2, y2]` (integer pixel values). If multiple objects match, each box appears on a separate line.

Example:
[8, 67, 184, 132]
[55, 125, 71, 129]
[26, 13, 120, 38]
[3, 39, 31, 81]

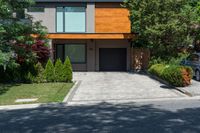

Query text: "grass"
[0, 83, 74, 105]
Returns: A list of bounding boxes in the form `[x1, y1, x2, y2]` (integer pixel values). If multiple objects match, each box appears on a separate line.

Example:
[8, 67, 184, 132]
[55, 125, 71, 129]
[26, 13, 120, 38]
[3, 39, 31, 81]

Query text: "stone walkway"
[70, 72, 185, 104]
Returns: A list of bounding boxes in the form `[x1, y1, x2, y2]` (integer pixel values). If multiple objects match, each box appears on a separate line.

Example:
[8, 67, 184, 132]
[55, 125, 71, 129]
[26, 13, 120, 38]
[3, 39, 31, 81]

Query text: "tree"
[63, 57, 73, 83]
[34, 62, 45, 83]
[0, 0, 50, 82]
[123, 0, 199, 60]
[54, 59, 64, 82]
[31, 39, 51, 64]
[44, 59, 54, 82]
[0, 0, 50, 69]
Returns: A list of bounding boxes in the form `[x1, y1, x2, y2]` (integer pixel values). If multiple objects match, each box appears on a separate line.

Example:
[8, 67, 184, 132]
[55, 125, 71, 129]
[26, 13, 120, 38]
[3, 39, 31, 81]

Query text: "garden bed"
[148, 64, 193, 87]
[0, 83, 73, 105]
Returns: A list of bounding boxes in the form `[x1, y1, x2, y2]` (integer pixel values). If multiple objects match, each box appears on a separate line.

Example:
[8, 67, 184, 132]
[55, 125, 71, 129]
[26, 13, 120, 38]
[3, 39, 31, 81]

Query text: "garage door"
[99, 48, 127, 71]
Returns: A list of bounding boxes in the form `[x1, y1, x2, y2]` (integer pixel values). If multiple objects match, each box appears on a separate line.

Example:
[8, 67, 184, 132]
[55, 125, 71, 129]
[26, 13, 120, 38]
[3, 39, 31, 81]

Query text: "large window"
[56, 7, 86, 33]
[56, 44, 86, 63]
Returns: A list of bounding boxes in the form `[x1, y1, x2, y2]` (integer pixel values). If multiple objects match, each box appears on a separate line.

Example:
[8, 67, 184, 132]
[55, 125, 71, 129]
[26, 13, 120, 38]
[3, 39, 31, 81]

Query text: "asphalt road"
[1, 99, 200, 133]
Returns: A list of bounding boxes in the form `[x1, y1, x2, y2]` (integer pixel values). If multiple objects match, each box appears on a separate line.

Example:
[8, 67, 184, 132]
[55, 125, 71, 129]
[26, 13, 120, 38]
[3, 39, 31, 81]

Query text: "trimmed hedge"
[34, 62, 45, 83]
[63, 57, 73, 82]
[148, 64, 193, 87]
[44, 59, 55, 82]
[54, 59, 65, 82]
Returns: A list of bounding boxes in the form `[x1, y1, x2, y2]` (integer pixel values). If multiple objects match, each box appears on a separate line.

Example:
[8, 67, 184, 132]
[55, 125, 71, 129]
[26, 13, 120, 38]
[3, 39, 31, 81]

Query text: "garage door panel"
[99, 48, 127, 71]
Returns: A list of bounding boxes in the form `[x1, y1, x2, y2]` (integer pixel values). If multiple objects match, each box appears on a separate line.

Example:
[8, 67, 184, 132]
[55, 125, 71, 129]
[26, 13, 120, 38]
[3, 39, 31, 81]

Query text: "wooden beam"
[46, 33, 136, 39]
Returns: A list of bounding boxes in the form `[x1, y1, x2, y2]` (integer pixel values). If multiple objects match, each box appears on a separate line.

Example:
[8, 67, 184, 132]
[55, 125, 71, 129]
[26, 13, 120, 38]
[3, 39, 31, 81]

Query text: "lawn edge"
[63, 80, 81, 103]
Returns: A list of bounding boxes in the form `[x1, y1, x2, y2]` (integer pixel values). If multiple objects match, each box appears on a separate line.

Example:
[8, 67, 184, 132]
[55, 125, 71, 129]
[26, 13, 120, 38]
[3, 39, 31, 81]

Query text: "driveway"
[70, 72, 184, 104]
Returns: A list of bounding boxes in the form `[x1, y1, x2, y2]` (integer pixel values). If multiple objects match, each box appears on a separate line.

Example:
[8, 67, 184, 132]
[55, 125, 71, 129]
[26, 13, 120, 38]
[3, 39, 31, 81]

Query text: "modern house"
[27, 0, 136, 71]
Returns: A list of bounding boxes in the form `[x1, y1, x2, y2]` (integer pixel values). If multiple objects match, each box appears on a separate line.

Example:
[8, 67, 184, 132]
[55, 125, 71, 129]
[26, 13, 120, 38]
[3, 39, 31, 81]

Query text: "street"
[1, 98, 200, 133]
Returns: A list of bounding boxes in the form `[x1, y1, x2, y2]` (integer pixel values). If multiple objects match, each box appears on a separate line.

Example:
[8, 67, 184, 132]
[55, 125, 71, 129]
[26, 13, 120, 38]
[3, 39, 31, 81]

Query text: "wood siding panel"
[95, 7, 131, 33]
[47, 33, 135, 39]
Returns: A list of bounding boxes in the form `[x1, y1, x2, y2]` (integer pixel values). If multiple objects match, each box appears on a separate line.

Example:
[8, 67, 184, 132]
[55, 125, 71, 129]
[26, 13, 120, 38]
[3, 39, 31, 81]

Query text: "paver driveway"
[71, 72, 184, 103]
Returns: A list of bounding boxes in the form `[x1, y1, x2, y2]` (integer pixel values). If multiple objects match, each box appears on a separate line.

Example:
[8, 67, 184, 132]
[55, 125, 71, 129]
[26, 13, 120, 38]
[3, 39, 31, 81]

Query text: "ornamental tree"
[0, 0, 50, 70]
[123, 0, 200, 60]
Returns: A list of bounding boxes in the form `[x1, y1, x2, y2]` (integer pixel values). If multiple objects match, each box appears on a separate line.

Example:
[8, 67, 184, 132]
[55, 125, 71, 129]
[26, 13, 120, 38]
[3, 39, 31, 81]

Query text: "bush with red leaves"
[14, 39, 51, 64]
[32, 40, 51, 64]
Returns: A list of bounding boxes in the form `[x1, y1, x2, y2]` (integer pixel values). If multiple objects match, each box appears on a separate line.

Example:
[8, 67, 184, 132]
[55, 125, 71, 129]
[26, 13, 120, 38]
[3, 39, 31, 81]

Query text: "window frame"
[56, 6, 86, 33]
[55, 44, 87, 64]
[27, 6, 45, 12]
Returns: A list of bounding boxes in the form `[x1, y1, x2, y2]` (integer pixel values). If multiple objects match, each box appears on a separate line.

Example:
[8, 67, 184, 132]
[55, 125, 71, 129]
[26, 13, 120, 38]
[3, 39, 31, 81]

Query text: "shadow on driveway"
[0, 102, 200, 133]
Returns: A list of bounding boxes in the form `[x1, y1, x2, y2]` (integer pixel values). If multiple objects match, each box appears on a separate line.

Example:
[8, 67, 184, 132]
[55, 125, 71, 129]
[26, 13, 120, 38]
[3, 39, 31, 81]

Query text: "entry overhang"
[46, 33, 136, 40]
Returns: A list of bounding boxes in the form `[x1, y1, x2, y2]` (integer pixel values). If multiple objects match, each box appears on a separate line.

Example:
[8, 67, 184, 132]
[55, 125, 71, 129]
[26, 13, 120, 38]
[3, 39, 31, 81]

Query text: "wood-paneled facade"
[30, 0, 135, 71]
[95, 3, 131, 33]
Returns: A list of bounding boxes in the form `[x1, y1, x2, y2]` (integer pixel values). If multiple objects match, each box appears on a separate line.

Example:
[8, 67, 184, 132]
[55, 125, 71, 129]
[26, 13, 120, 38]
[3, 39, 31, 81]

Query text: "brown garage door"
[99, 48, 127, 71]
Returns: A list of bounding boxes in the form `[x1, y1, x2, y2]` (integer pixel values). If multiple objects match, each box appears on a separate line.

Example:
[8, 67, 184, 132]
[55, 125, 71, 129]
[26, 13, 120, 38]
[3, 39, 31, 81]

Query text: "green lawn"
[0, 83, 74, 105]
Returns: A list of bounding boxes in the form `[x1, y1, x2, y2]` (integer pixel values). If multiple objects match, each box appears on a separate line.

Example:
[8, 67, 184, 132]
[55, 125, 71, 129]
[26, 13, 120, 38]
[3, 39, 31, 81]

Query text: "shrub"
[149, 53, 189, 67]
[148, 64, 166, 77]
[168, 53, 189, 65]
[54, 59, 65, 82]
[63, 57, 73, 82]
[149, 57, 167, 67]
[34, 62, 45, 83]
[148, 64, 193, 87]
[44, 59, 54, 82]
[161, 65, 184, 87]
[31, 39, 51, 64]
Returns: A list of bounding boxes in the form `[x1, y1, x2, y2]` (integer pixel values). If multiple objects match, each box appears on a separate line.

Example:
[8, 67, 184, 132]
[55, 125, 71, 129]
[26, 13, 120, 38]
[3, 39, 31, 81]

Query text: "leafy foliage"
[123, 0, 199, 59]
[34, 62, 45, 83]
[149, 53, 189, 67]
[44, 59, 54, 82]
[148, 64, 193, 87]
[0, 0, 50, 68]
[148, 64, 165, 77]
[0, 0, 50, 83]
[63, 57, 73, 83]
[54, 59, 65, 82]
[32, 40, 51, 64]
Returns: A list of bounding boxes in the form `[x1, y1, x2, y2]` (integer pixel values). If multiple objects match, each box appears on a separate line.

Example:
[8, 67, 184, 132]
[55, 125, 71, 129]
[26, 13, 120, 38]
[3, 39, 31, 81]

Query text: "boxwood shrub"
[148, 64, 193, 87]
[148, 64, 166, 77]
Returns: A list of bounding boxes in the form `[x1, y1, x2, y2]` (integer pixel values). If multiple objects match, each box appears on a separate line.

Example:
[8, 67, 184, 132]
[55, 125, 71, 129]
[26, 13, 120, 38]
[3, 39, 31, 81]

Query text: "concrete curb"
[0, 103, 65, 111]
[68, 96, 200, 106]
[147, 72, 193, 97]
[63, 80, 81, 103]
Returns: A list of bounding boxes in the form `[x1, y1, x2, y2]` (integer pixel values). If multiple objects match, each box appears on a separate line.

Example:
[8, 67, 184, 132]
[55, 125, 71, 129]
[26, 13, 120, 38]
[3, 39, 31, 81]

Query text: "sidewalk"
[177, 80, 200, 96]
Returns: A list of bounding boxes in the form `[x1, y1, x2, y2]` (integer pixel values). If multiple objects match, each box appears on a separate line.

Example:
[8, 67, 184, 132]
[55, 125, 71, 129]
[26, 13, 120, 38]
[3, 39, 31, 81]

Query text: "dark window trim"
[55, 43, 87, 64]
[56, 6, 86, 33]
[27, 6, 45, 12]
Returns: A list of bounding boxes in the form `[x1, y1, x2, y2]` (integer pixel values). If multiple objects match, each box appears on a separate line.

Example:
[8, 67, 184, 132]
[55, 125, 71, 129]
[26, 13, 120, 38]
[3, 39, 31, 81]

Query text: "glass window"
[56, 44, 86, 63]
[56, 6, 86, 33]
[65, 44, 86, 63]
[65, 7, 86, 32]
[27, 7, 45, 12]
[56, 45, 64, 61]
[56, 7, 64, 32]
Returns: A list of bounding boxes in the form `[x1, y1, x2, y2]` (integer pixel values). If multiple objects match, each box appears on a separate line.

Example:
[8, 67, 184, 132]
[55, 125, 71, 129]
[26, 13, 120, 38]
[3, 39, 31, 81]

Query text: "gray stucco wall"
[86, 3, 95, 33]
[26, 4, 56, 33]
[26, 3, 95, 33]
